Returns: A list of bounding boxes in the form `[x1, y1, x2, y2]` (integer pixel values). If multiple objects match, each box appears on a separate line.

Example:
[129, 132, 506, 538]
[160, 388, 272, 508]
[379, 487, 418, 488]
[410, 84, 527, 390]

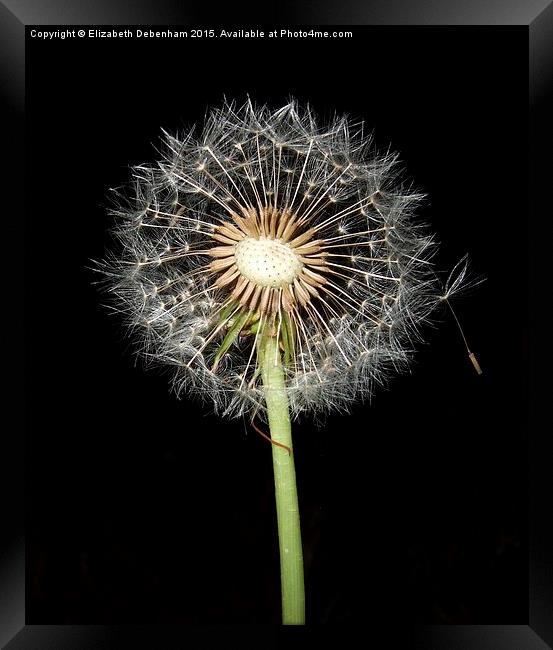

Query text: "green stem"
[259, 330, 305, 625]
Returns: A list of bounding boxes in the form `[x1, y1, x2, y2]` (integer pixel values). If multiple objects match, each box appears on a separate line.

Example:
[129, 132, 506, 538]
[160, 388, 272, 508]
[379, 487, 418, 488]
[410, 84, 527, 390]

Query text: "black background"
[26, 27, 527, 624]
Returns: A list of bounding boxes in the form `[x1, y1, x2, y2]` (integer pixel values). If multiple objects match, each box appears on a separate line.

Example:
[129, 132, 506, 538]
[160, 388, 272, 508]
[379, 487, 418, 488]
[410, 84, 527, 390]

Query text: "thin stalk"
[259, 329, 305, 625]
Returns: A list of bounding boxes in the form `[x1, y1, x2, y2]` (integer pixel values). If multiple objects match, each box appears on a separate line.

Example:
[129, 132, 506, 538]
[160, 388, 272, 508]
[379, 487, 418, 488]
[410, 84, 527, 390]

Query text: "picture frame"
[1, 1, 550, 647]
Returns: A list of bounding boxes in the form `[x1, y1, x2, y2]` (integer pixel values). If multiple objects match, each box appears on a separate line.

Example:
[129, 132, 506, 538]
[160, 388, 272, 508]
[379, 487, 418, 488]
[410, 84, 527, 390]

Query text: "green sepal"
[218, 299, 240, 325]
[249, 320, 261, 334]
[280, 311, 296, 368]
[212, 308, 250, 371]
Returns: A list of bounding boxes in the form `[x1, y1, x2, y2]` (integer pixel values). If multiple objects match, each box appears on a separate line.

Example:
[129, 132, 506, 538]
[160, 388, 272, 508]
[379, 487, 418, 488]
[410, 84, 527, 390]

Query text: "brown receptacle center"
[207, 208, 328, 315]
[234, 237, 303, 289]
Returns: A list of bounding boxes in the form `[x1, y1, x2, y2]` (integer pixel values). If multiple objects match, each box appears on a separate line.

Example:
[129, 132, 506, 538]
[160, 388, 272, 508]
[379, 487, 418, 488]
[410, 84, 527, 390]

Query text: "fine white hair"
[99, 99, 443, 420]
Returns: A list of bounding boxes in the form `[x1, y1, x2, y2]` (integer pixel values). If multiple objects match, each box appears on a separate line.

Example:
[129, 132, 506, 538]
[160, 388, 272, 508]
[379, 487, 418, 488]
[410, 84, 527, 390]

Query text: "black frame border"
[1, 1, 551, 647]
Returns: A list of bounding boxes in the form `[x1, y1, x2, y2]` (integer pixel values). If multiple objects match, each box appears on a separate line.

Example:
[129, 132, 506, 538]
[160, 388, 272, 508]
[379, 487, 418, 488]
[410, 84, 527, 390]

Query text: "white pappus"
[99, 99, 455, 420]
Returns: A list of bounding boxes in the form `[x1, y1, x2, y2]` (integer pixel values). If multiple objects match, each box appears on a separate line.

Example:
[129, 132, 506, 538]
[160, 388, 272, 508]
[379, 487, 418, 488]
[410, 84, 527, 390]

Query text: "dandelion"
[99, 99, 469, 624]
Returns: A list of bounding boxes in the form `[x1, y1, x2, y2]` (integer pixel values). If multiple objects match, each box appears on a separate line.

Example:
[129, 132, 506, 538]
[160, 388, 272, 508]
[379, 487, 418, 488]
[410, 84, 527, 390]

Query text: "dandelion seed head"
[100, 99, 444, 419]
